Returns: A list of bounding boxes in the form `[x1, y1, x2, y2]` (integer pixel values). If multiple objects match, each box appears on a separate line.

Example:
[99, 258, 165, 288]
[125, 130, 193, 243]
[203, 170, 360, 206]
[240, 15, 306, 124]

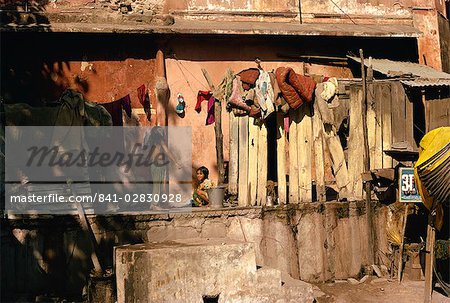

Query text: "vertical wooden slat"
[288, 110, 299, 204]
[276, 112, 287, 204]
[323, 127, 351, 199]
[257, 122, 268, 206]
[381, 83, 393, 168]
[367, 78, 377, 170]
[228, 112, 239, 195]
[373, 83, 384, 169]
[248, 117, 259, 206]
[348, 86, 365, 200]
[428, 98, 450, 131]
[238, 116, 249, 207]
[312, 102, 326, 202]
[391, 81, 406, 166]
[405, 89, 414, 148]
[298, 104, 312, 202]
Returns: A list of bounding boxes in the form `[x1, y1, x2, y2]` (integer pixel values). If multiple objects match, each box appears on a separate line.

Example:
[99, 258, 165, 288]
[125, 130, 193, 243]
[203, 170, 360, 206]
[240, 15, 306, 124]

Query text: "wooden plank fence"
[228, 80, 424, 205]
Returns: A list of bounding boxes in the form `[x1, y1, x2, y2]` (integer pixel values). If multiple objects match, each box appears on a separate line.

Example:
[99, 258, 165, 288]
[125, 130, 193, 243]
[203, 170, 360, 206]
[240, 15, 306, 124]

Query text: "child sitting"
[192, 166, 213, 207]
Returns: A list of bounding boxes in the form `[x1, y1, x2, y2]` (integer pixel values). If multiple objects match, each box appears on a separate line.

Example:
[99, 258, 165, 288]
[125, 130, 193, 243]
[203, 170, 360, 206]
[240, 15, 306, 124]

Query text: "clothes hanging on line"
[137, 84, 151, 121]
[101, 100, 124, 126]
[101, 94, 132, 126]
[228, 77, 251, 112]
[120, 94, 132, 118]
[275, 67, 316, 110]
[237, 68, 260, 90]
[255, 70, 275, 120]
[196, 91, 215, 125]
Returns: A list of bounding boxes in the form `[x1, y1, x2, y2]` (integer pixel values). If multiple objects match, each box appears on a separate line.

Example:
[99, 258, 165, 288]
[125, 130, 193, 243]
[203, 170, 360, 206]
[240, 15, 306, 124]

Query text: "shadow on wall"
[0, 216, 145, 302]
[1, 31, 158, 105]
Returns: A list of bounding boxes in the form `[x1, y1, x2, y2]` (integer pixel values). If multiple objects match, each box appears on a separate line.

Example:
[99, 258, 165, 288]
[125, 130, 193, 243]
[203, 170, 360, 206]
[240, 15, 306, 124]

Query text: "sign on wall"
[399, 167, 422, 203]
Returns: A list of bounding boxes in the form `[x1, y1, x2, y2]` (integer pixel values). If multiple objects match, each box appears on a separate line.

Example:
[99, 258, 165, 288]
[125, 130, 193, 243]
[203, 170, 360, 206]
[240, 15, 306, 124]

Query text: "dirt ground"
[314, 278, 450, 303]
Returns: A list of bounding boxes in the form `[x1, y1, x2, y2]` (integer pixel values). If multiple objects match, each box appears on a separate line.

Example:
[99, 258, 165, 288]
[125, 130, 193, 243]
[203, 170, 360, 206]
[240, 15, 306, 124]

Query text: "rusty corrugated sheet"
[401, 79, 450, 87]
[348, 56, 450, 79]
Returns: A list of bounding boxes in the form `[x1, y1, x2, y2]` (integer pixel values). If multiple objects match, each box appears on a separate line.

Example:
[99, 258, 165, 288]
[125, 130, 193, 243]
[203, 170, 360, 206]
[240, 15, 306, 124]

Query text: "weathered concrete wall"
[413, 9, 443, 71]
[438, 13, 450, 73]
[1, 202, 390, 301]
[1, 32, 157, 126]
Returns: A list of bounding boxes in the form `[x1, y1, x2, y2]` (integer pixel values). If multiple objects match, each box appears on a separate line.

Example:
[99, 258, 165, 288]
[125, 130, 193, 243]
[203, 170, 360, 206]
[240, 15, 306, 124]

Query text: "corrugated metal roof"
[401, 79, 450, 87]
[348, 56, 450, 79]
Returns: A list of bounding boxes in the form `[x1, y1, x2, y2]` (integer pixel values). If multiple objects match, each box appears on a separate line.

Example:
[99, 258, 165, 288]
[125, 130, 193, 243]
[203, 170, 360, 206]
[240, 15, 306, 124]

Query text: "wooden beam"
[248, 118, 259, 206]
[228, 111, 239, 195]
[238, 116, 249, 206]
[312, 102, 326, 202]
[298, 104, 312, 202]
[289, 110, 299, 204]
[202, 68, 225, 185]
[257, 121, 268, 206]
[276, 112, 287, 204]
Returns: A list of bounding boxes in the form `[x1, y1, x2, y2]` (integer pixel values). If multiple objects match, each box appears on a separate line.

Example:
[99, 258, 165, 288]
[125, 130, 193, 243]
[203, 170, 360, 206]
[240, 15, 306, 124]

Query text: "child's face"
[196, 170, 205, 182]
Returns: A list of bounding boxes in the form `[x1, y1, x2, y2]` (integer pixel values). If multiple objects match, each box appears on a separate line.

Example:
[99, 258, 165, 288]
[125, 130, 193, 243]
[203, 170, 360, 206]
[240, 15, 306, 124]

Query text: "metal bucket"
[207, 186, 226, 209]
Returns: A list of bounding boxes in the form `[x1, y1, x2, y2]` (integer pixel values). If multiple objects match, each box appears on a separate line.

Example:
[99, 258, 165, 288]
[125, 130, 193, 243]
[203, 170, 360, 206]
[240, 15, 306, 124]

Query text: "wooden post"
[229, 112, 239, 195]
[257, 122, 268, 206]
[201, 68, 225, 185]
[276, 113, 287, 204]
[238, 116, 249, 206]
[298, 104, 312, 202]
[360, 50, 375, 265]
[424, 224, 436, 303]
[397, 204, 410, 283]
[312, 102, 326, 202]
[155, 50, 169, 127]
[289, 110, 299, 204]
[248, 118, 259, 206]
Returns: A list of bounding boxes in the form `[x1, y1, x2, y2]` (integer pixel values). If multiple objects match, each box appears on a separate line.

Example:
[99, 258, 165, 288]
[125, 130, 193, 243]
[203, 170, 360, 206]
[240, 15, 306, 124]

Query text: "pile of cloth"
[214, 67, 317, 120]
